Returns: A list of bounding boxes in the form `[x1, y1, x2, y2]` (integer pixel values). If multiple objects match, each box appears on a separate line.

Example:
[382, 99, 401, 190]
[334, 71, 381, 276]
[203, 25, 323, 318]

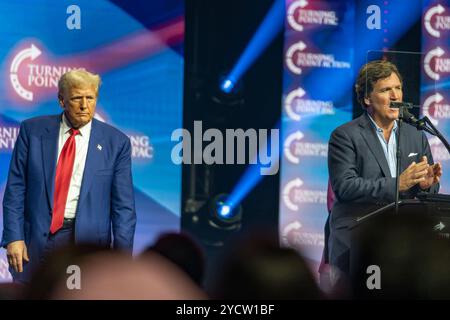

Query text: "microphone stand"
[394, 107, 405, 214]
[394, 106, 450, 213]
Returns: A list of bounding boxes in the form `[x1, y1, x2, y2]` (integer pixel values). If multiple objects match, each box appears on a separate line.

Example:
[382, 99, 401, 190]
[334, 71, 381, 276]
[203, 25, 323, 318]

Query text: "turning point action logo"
[286, 41, 350, 75]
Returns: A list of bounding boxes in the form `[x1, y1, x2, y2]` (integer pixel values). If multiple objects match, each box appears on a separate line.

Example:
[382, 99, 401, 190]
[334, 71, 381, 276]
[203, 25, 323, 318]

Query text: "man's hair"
[355, 60, 402, 108]
[58, 68, 101, 97]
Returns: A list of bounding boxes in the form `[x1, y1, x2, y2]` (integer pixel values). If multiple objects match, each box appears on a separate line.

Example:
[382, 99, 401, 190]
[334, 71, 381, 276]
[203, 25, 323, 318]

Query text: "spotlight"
[209, 193, 242, 230]
[211, 73, 244, 108]
[218, 204, 231, 217]
[218, 73, 241, 95]
[183, 193, 243, 248]
[221, 79, 234, 93]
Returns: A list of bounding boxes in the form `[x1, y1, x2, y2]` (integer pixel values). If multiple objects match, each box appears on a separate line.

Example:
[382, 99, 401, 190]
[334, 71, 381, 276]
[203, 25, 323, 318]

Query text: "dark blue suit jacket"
[327, 113, 439, 273]
[1, 114, 136, 282]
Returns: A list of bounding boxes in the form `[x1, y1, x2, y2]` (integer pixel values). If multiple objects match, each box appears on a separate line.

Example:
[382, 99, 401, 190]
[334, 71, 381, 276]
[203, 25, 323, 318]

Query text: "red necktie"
[50, 128, 80, 234]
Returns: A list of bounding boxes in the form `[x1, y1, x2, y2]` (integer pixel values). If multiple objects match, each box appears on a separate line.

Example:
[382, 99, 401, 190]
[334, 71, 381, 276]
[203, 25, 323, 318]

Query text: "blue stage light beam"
[220, 0, 285, 93]
[226, 121, 280, 210]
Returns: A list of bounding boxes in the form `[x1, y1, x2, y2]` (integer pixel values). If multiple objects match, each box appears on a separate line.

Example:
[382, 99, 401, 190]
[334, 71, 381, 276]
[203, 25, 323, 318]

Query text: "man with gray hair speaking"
[327, 60, 442, 278]
[1, 69, 136, 283]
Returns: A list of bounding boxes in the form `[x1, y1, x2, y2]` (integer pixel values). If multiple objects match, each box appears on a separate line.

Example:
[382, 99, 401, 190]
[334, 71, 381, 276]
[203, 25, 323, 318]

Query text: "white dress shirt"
[57, 114, 92, 219]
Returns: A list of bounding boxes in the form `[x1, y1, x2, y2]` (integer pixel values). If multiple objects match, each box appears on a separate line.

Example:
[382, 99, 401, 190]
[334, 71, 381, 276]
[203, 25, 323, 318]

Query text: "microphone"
[403, 109, 420, 126]
[389, 101, 414, 109]
[389, 102, 420, 126]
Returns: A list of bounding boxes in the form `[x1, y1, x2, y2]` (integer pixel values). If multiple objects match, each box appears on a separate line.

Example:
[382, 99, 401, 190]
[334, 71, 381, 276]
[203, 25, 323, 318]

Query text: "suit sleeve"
[111, 137, 136, 251]
[1, 122, 29, 247]
[328, 127, 397, 203]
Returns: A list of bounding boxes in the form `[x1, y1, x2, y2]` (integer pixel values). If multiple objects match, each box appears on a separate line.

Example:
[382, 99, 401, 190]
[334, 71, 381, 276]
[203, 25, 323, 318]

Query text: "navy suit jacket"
[1, 114, 136, 282]
[327, 113, 439, 273]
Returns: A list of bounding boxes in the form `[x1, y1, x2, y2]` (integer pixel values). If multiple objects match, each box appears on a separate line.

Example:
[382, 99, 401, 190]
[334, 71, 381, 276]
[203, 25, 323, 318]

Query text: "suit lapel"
[359, 114, 392, 178]
[77, 119, 105, 207]
[41, 116, 61, 210]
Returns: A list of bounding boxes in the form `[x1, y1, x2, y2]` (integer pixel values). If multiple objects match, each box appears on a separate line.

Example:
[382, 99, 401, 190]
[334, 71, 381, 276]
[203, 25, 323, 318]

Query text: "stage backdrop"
[280, 0, 354, 271]
[280, 0, 442, 273]
[421, 0, 450, 194]
[0, 0, 184, 282]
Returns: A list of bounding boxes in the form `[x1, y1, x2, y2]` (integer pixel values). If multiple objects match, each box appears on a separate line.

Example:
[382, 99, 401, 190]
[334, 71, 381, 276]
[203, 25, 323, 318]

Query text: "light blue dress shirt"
[368, 114, 398, 178]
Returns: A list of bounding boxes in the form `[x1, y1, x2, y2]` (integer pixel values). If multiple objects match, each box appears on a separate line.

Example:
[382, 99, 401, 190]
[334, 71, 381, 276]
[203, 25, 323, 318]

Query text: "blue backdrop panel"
[280, 0, 355, 270]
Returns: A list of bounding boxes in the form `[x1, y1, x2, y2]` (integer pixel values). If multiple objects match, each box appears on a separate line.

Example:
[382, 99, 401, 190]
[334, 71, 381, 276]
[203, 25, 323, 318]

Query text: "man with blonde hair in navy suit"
[1, 69, 136, 283]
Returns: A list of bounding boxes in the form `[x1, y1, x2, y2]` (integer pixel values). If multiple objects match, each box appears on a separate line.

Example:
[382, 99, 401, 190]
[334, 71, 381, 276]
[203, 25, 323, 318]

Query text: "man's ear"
[58, 94, 65, 108]
[364, 96, 371, 107]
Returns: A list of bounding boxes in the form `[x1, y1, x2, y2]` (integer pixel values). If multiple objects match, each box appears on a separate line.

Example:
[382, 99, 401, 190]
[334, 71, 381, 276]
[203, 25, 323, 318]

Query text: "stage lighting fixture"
[218, 73, 242, 95]
[183, 193, 243, 248]
[218, 204, 231, 217]
[221, 79, 234, 93]
[208, 193, 242, 230]
[211, 73, 244, 108]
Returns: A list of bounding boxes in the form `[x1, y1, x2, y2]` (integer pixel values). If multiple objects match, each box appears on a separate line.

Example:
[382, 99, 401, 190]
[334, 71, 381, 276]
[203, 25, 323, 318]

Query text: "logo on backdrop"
[0, 125, 20, 152]
[9, 42, 75, 102]
[423, 46, 450, 81]
[281, 220, 324, 248]
[284, 87, 335, 121]
[282, 178, 327, 211]
[129, 134, 154, 160]
[429, 136, 450, 162]
[287, 0, 338, 32]
[421, 92, 450, 126]
[7, 43, 153, 160]
[424, 4, 449, 38]
[285, 41, 350, 75]
[284, 130, 328, 164]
